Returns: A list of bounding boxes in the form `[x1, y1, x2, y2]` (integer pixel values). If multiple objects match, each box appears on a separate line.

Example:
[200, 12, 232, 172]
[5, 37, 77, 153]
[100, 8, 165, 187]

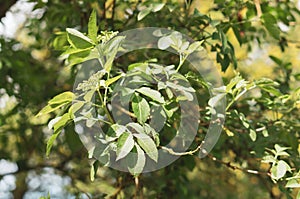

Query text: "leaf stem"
[97, 89, 114, 123]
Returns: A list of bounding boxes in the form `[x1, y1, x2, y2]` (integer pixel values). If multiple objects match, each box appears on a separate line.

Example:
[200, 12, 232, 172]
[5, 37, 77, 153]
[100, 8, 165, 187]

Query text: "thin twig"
[206, 153, 271, 176]
[160, 145, 202, 156]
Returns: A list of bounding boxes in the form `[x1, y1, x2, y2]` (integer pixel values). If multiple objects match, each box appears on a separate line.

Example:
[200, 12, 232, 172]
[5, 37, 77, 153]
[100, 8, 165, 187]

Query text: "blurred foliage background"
[0, 0, 299, 198]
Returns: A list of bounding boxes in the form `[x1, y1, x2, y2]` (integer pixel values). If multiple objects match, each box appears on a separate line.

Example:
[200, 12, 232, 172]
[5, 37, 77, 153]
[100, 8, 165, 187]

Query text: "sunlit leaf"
[88, 10, 98, 43]
[116, 132, 135, 161]
[134, 133, 158, 162]
[48, 91, 75, 105]
[136, 87, 165, 103]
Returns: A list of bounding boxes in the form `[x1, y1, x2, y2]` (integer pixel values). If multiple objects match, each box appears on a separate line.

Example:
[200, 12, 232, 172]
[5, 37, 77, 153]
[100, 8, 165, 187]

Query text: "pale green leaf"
[137, 7, 152, 21]
[208, 93, 226, 107]
[136, 87, 165, 103]
[275, 144, 291, 153]
[116, 132, 135, 161]
[69, 101, 85, 115]
[134, 133, 158, 162]
[157, 36, 172, 50]
[286, 179, 300, 188]
[249, 129, 257, 141]
[48, 116, 62, 130]
[271, 160, 289, 180]
[84, 90, 95, 102]
[127, 122, 144, 134]
[48, 91, 75, 105]
[187, 40, 204, 53]
[152, 3, 165, 12]
[128, 143, 146, 175]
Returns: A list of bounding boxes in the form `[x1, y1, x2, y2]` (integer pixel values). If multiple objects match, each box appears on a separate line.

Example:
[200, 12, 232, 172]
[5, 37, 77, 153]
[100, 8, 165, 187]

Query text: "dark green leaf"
[262, 13, 280, 39]
[66, 28, 94, 49]
[128, 143, 146, 175]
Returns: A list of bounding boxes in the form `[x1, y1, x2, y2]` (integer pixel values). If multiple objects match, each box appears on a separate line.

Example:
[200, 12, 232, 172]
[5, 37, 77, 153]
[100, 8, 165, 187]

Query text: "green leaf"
[69, 101, 85, 115]
[132, 95, 150, 124]
[220, 30, 228, 52]
[48, 91, 75, 105]
[48, 116, 62, 130]
[128, 62, 148, 71]
[134, 133, 158, 162]
[271, 160, 289, 180]
[37, 102, 70, 116]
[84, 90, 95, 102]
[127, 122, 144, 134]
[116, 132, 135, 161]
[105, 74, 124, 87]
[262, 155, 276, 164]
[46, 131, 61, 157]
[232, 26, 243, 46]
[262, 13, 280, 39]
[66, 28, 94, 49]
[187, 40, 204, 53]
[149, 104, 166, 132]
[269, 55, 282, 65]
[286, 179, 300, 188]
[67, 48, 94, 66]
[106, 124, 127, 140]
[275, 144, 291, 154]
[208, 93, 226, 107]
[137, 7, 152, 21]
[88, 10, 98, 43]
[166, 81, 195, 92]
[260, 86, 281, 97]
[53, 112, 72, 132]
[90, 160, 99, 182]
[157, 36, 172, 50]
[136, 87, 165, 103]
[128, 143, 146, 175]
[249, 129, 257, 141]
[102, 36, 125, 72]
[61, 46, 93, 56]
[152, 3, 165, 12]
